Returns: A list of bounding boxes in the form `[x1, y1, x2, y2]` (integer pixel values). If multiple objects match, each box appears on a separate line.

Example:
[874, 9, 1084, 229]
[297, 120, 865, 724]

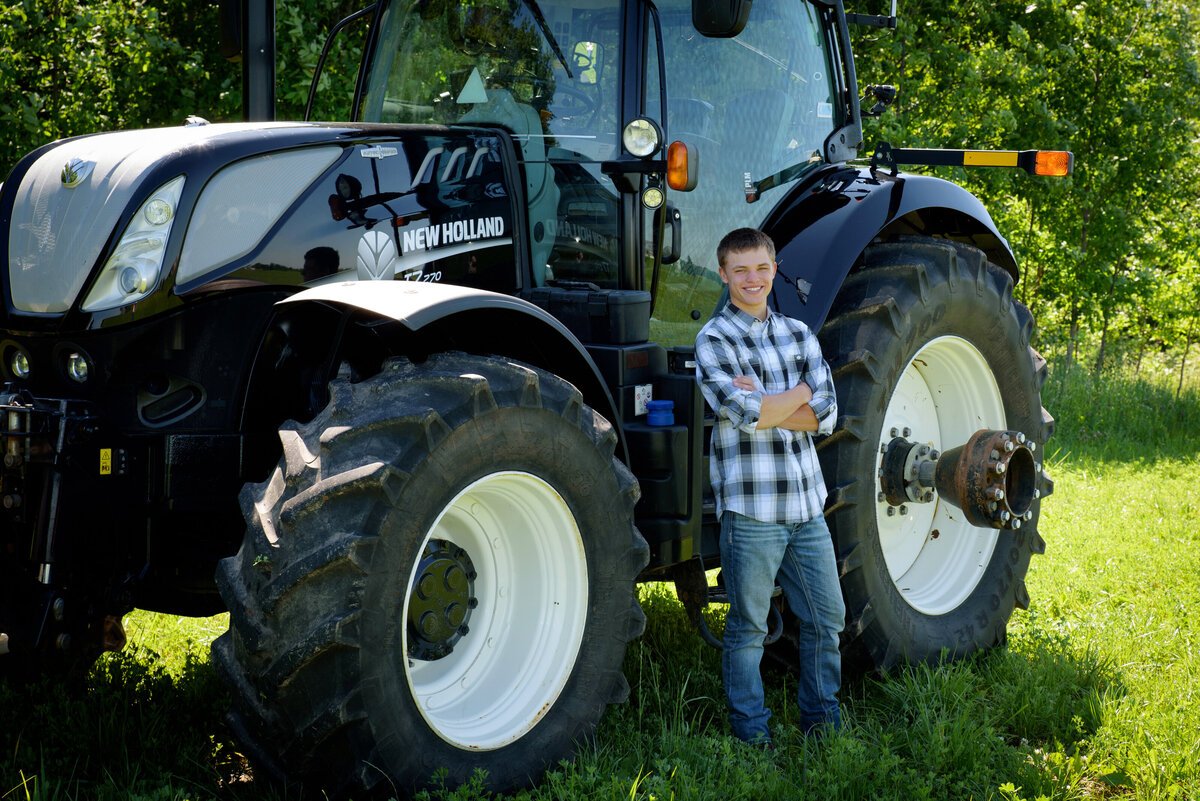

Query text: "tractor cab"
[334, 0, 856, 345]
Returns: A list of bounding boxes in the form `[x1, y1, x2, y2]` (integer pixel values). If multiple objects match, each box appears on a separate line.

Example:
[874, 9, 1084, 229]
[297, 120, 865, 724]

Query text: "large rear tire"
[213, 353, 648, 797]
[815, 236, 1053, 671]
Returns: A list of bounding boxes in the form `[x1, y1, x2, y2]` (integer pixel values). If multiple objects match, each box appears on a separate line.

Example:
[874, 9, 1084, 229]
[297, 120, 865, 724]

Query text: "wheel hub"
[879, 430, 1040, 529]
[407, 539, 477, 661]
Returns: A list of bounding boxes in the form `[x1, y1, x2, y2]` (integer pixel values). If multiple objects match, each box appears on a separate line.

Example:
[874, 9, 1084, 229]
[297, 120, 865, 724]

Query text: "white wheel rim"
[875, 336, 1005, 615]
[403, 471, 588, 750]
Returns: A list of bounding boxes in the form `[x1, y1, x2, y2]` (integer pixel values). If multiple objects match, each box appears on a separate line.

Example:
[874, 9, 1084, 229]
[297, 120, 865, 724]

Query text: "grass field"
[2, 365, 1197, 800]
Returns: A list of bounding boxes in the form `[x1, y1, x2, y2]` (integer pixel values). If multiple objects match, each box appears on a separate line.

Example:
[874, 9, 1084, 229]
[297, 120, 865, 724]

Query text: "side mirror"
[572, 41, 603, 84]
[692, 0, 753, 37]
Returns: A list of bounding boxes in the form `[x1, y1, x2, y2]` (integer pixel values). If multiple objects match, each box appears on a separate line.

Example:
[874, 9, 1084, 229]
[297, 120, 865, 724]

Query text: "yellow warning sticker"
[100, 448, 112, 476]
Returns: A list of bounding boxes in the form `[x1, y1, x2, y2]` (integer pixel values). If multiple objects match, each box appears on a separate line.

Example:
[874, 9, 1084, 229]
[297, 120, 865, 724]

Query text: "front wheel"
[213, 353, 648, 796]
[816, 236, 1053, 671]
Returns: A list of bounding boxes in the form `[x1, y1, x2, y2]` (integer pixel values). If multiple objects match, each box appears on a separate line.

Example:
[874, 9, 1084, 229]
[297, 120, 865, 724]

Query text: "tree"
[0, 0, 238, 179]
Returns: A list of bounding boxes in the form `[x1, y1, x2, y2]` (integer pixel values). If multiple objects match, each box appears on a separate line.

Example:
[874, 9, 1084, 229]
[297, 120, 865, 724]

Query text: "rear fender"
[763, 167, 1018, 330]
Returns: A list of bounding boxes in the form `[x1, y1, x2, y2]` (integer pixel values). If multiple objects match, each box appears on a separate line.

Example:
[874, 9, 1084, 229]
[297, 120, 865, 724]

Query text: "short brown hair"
[717, 228, 776, 267]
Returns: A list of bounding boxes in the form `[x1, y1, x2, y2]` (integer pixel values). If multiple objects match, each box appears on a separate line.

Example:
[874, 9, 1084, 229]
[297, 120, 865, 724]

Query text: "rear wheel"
[214, 353, 648, 796]
[815, 236, 1053, 671]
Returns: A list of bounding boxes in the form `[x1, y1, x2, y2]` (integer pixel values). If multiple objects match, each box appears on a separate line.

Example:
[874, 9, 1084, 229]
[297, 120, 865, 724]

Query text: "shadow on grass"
[0, 646, 271, 801]
[0, 590, 1127, 801]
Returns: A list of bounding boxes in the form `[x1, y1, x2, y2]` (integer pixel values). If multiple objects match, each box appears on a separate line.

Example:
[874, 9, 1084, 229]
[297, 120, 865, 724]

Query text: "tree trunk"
[1178, 330, 1194, 402]
[1066, 298, 1080, 374]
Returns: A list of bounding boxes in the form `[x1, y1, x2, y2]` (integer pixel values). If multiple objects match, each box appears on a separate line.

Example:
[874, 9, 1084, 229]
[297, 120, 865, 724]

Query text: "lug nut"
[877, 492, 887, 503]
[1024, 510, 1033, 521]
[886, 506, 896, 517]
[1028, 441, 1037, 452]
[986, 487, 1005, 501]
[1012, 519, 1022, 529]
[52, 598, 66, 621]
[1016, 431, 1026, 443]
[898, 505, 908, 516]
[902, 427, 912, 437]
[1004, 440, 1015, 452]
[890, 427, 899, 438]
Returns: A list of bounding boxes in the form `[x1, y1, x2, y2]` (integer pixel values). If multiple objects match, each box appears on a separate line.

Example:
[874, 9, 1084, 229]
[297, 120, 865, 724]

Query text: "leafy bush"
[0, 0, 238, 180]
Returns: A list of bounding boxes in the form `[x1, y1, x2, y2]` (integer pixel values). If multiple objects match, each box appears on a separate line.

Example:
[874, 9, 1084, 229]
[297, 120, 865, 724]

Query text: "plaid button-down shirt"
[695, 302, 837, 525]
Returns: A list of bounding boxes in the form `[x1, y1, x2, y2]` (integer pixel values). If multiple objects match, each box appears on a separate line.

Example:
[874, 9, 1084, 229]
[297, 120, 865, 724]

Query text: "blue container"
[646, 399, 675, 426]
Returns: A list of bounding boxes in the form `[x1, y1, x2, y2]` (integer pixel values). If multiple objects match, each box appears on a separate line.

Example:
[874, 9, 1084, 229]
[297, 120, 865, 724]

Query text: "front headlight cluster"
[81, 175, 185, 312]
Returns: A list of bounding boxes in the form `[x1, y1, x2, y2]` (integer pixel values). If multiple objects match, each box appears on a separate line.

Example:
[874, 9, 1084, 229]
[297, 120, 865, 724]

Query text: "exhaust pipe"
[879, 429, 1042, 529]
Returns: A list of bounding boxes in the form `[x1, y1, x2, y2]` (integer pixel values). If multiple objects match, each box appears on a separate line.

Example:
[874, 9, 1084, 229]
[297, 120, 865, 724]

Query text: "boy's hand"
[732, 375, 757, 392]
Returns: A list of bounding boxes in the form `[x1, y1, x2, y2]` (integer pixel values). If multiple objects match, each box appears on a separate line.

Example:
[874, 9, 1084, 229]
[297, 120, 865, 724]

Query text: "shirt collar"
[720, 301, 777, 331]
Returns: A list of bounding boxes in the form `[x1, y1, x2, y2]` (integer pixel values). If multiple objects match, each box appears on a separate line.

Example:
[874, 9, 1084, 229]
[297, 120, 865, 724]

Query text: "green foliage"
[274, 0, 366, 121]
[851, 0, 1200, 377]
[0, 0, 239, 179]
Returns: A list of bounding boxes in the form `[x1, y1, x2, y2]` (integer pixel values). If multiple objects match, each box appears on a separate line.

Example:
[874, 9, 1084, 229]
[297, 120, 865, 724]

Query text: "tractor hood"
[1, 122, 517, 330]
[5, 123, 313, 315]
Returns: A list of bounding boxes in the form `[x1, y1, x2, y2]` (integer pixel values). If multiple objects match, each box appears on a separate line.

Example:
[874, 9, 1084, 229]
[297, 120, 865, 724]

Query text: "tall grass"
[1, 365, 1197, 800]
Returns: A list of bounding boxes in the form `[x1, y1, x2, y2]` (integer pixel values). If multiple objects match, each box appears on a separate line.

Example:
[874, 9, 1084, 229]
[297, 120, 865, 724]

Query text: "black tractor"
[0, 0, 1067, 794]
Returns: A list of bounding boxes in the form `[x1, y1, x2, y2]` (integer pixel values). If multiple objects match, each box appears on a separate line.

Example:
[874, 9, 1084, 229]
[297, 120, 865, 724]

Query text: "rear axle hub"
[880, 429, 1040, 530]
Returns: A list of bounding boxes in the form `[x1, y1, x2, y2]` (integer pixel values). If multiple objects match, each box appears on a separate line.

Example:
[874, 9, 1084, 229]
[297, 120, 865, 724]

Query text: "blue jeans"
[720, 511, 846, 743]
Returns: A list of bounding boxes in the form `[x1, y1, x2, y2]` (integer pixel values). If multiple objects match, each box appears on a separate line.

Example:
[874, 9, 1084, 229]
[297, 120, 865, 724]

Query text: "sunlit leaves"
[852, 0, 1200, 375]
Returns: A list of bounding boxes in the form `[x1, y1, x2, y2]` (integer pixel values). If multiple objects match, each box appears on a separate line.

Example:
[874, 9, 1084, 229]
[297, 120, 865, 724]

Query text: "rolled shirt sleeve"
[802, 336, 838, 436]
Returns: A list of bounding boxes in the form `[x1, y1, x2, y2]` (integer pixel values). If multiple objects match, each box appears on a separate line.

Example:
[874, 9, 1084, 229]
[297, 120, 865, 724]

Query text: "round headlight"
[144, 198, 175, 226]
[67, 353, 89, 383]
[11, 351, 31, 379]
[119, 265, 148, 295]
[622, 118, 662, 158]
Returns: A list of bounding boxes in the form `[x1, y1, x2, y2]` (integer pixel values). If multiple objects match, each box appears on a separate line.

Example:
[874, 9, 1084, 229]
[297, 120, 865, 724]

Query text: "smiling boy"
[694, 227, 845, 747]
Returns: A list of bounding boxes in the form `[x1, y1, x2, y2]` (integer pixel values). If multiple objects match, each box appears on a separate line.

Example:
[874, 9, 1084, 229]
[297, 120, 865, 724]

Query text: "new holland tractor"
[0, 0, 1069, 794]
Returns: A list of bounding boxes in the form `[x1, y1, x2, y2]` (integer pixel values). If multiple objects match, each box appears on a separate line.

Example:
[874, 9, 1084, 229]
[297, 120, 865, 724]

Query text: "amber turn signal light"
[667, 141, 697, 191]
[1034, 151, 1073, 177]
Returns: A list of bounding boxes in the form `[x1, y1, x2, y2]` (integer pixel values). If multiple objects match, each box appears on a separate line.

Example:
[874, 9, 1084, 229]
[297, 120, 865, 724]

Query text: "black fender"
[253, 280, 627, 463]
[762, 166, 1019, 330]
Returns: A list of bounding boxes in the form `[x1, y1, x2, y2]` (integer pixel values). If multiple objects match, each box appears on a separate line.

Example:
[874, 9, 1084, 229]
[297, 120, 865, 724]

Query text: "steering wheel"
[550, 83, 599, 123]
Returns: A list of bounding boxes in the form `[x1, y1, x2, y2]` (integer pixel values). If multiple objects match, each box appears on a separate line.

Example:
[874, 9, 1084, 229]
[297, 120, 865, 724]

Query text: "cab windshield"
[651, 0, 840, 345]
[361, 0, 624, 286]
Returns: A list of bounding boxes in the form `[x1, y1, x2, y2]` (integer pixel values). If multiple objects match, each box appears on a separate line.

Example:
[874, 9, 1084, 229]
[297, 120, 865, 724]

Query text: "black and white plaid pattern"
[695, 303, 837, 525]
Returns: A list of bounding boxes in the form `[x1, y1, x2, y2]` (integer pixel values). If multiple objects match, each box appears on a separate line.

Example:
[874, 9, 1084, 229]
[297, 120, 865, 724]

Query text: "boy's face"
[718, 245, 776, 319]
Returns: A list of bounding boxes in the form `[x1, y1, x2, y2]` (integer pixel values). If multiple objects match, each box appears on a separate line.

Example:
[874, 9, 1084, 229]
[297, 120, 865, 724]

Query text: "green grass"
[2, 366, 1198, 800]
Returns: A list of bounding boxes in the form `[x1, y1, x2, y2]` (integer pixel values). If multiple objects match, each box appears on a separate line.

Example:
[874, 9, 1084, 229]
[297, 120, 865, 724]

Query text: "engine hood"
[4, 123, 314, 315]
